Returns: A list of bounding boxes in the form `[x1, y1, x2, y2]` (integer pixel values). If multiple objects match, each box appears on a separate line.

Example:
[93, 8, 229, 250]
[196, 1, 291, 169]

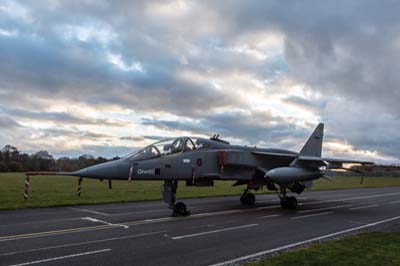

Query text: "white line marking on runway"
[257, 214, 281, 219]
[69, 207, 109, 216]
[109, 209, 167, 216]
[111, 203, 241, 216]
[390, 200, 400, 204]
[171, 224, 258, 240]
[0, 217, 88, 228]
[349, 204, 379, 210]
[209, 215, 400, 266]
[0, 231, 165, 257]
[6, 249, 111, 266]
[341, 192, 400, 201]
[314, 192, 400, 204]
[81, 217, 129, 229]
[143, 217, 174, 223]
[297, 204, 353, 214]
[291, 211, 334, 220]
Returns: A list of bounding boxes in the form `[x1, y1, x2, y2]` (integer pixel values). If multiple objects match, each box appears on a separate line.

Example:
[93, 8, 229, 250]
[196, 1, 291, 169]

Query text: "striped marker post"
[128, 165, 133, 181]
[77, 177, 83, 196]
[23, 174, 30, 200]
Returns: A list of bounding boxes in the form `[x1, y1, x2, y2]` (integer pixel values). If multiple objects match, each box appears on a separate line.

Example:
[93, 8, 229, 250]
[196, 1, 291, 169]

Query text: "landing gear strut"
[240, 188, 256, 205]
[277, 185, 297, 210]
[161, 180, 190, 217]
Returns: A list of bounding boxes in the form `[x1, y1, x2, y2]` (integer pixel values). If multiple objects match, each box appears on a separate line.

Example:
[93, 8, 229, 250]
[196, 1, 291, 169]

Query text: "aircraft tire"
[286, 196, 298, 210]
[173, 202, 190, 216]
[246, 193, 256, 205]
[280, 196, 297, 209]
[280, 199, 288, 209]
[240, 193, 256, 205]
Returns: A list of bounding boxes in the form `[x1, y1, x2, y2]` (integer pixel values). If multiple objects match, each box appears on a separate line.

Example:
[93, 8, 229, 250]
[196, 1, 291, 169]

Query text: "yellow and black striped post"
[23, 174, 30, 200]
[77, 177, 83, 196]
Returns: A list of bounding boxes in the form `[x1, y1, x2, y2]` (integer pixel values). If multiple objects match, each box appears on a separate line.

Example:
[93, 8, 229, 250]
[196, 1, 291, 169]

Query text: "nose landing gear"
[240, 188, 256, 205]
[173, 201, 189, 217]
[161, 180, 190, 217]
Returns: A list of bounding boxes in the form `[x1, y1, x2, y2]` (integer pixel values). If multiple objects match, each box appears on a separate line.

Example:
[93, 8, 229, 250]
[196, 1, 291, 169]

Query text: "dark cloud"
[142, 135, 169, 141]
[321, 98, 400, 159]
[141, 110, 309, 150]
[283, 95, 326, 113]
[120, 136, 144, 141]
[0, 115, 21, 128]
[0, 33, 240, 117]
[209, 1, 400, 116]
[26, 127, 113, 141]
[1, 108, 127, 127]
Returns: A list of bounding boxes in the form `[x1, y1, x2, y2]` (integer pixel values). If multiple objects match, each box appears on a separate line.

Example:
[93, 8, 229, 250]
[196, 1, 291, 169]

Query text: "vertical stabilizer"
[300, 123, 324, 157]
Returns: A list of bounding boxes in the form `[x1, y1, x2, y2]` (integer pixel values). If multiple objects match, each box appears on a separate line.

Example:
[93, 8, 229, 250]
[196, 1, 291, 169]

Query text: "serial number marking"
[137, 169, 155, 175]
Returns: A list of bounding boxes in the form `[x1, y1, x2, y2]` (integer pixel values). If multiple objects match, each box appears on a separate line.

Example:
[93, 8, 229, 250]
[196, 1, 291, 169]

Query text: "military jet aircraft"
[30, 123, 372, 216]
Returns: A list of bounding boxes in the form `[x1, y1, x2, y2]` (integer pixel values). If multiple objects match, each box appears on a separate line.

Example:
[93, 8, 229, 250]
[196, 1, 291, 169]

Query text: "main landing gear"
[161, 180, 190, 217]
[277, 185, 297, 210]
[240, 188, 256, 205]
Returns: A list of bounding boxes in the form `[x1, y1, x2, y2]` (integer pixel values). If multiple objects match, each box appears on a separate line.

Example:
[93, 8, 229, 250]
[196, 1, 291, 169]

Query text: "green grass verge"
[248, 232, 400, 266]
[0, 173, 399, 209]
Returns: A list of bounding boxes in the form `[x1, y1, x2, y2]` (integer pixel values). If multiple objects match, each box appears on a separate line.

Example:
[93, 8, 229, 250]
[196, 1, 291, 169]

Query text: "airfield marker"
[77, 177, 83, 196]
[128, 165, 133, 181]
[23, 174, 30, 200]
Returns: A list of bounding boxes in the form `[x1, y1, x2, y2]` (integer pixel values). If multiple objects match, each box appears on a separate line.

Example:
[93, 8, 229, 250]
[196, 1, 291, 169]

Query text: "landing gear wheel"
[281, 196, 297, 210]
[287, 196, 297, 210]
[172, 201, 190, 217]
[162, 180, 190, 216]
[240, 192, 256, 205]
[280, 199, 288, 209]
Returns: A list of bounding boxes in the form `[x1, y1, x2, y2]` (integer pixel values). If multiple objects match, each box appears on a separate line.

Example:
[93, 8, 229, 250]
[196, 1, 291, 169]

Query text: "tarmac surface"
[1, 186, 400, 266]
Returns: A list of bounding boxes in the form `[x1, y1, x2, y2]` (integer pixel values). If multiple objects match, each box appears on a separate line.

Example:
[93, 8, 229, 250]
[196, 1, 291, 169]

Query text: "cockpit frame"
[126, 137, 198, 161]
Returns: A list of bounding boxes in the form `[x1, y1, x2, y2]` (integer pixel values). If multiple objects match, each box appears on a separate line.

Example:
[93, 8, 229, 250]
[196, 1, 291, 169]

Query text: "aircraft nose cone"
[72, 160, 119, 179]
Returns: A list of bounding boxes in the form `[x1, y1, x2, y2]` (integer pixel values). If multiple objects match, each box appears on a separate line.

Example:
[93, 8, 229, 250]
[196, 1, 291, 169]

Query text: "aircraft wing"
[299, 155, 372, 165]
[251, 151, 297, 159]
[252, 151, 373, 168]
[295, 155, 373, 168]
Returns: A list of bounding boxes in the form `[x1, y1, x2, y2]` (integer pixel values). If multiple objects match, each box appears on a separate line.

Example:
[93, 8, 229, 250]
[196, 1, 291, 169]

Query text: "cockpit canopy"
[126, 137, 197, 161]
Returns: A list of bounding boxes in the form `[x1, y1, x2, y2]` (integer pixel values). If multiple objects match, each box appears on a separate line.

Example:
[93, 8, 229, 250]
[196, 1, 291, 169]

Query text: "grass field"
[248, 232, 400, 266]
[0, 173, 400, 209]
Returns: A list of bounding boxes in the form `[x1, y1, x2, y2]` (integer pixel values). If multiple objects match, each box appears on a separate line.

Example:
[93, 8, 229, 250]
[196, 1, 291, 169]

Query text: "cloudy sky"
[0, 0, 399, 162]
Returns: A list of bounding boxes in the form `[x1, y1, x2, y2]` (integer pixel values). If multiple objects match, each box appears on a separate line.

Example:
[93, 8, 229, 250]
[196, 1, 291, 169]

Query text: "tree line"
[0, 145, 120, 172]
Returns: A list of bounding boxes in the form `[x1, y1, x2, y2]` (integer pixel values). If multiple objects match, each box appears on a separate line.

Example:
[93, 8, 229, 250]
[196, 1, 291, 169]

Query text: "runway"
[1, 186, 400, 266]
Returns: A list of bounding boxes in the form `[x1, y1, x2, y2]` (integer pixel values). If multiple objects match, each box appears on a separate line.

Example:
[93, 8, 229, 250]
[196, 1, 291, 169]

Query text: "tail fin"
[300, 123, 324, 157]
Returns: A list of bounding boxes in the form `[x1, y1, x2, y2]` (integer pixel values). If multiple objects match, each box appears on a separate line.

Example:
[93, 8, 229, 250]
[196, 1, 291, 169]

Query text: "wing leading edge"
[252, 150, 373, 169]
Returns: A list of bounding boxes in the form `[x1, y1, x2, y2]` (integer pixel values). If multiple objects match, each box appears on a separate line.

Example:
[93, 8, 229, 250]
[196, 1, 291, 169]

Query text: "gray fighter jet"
[56, 123, 372, 216]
